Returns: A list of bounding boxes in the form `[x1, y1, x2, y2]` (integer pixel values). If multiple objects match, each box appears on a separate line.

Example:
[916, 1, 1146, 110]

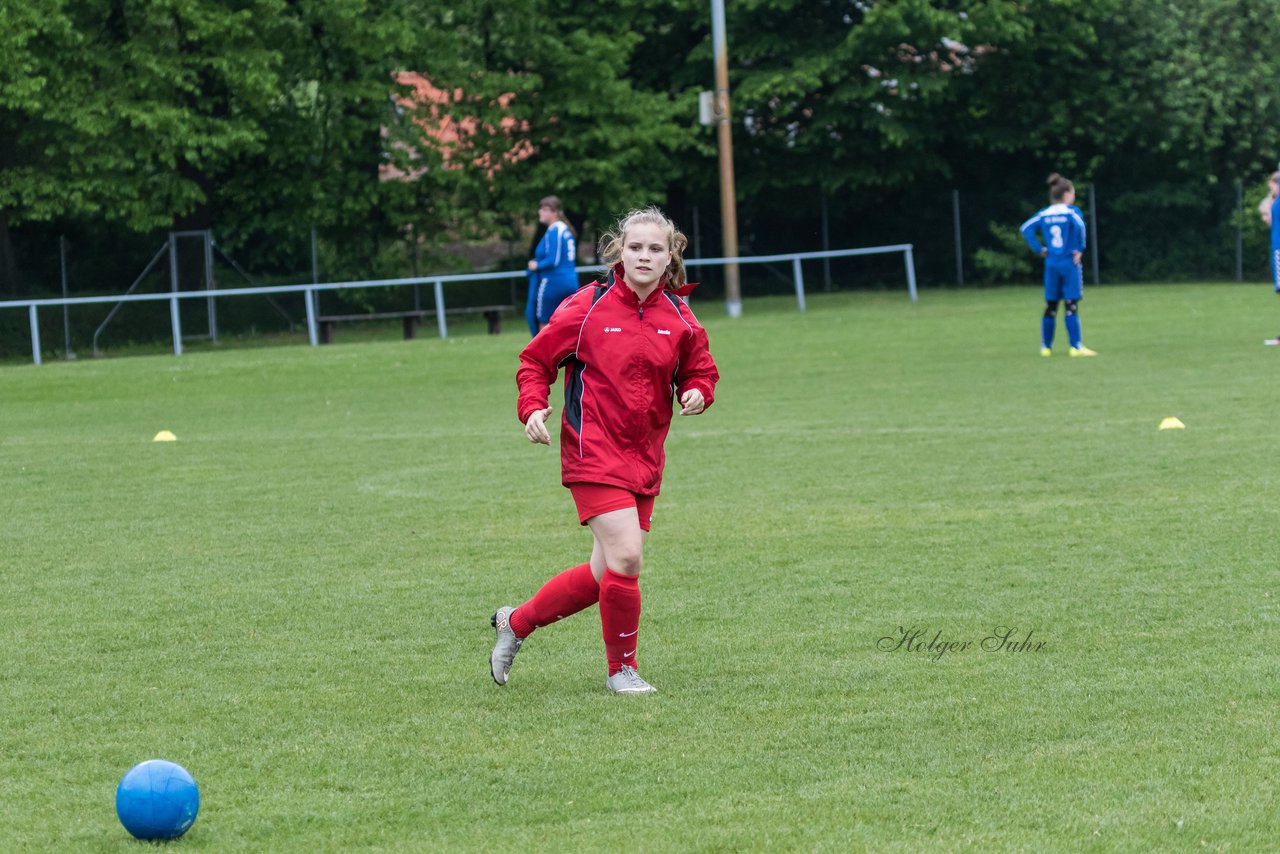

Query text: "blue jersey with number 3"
[1020, 203, 1087, 260]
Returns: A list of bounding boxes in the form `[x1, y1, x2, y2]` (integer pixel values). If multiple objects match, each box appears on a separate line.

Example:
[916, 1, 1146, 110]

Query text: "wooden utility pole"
[710, 0, 742, 317]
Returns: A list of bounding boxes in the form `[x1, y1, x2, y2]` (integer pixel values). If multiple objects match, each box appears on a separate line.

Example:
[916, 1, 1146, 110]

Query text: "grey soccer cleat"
[606, 665, 657, 694]
[490, 606, 523, 686]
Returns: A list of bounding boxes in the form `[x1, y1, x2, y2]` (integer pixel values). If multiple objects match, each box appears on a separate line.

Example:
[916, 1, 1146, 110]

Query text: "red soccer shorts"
[568, 482, 655, 532]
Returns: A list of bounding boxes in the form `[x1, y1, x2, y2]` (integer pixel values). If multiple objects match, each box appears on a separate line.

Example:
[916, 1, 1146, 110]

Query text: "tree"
[213, 0, 452, 278]
[7, 0, 1279, 297]
[400, 0, 701, 250]
[953, 0, 1280, 280]
[713, 0, 1030, 197]
[0, 0, 285, 293]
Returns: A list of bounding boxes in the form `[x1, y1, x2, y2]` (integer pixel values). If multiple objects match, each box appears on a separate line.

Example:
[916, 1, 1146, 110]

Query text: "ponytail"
[539, 195, 576, 239]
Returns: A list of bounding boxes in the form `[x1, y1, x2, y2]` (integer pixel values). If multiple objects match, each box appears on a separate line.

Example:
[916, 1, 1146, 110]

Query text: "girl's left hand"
[679, 389, 705, 416]
[527, 260, 538, 271]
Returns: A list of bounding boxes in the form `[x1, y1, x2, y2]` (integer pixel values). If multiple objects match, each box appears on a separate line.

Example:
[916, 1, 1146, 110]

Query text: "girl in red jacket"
[491, 206, 720, 694]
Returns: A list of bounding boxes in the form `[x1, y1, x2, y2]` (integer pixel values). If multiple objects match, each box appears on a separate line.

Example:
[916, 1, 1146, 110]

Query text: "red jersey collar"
[609, 262, 699, 299]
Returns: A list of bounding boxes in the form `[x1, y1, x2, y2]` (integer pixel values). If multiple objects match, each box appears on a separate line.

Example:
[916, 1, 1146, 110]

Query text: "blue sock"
[1065, 314, 1082, 349]
[1041, 316, 1055, 349]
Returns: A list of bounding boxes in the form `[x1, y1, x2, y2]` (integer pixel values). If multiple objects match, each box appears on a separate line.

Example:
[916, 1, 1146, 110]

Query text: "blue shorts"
[1272, 247, 1280, 293]
[532, 275, 578, 324]
[1044, 259, 1083, 302]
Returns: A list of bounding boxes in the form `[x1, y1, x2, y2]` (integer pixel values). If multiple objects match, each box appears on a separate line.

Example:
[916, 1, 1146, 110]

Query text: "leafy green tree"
[402, 0, 700, 251]
[1146, 0, 1280, 179]
[7, 0, 1280, 297]
[713, 0, 1030, 198]
[0, 0, 284, 293]
[213, 0, 452, 278]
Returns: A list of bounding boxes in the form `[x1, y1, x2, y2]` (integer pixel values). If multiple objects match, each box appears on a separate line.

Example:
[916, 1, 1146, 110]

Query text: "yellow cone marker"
[1158, 417, 1185, 430]
[153, 430, 177, 442]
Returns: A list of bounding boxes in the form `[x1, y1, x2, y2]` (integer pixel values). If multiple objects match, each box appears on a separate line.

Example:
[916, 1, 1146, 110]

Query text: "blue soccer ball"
[115, 759, 200, 840]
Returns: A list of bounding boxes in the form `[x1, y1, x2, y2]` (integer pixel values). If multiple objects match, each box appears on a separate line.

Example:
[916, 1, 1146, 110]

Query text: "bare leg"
[587, 507, 647, 581]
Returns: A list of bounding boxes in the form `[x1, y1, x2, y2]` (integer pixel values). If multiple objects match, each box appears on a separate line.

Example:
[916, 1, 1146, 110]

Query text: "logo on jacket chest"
[601, 326, 672, 336]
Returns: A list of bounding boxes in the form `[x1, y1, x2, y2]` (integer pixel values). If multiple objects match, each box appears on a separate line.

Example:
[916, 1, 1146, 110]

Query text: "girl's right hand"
[525, 407, 553, 444]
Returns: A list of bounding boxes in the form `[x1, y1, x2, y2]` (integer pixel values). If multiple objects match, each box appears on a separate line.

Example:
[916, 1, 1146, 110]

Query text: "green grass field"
[3, 283, 1279, 851]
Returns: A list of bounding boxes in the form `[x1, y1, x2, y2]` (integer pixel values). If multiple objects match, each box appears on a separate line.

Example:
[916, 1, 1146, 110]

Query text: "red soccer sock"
[509, 563, 599, 638]
[599, 568, 641, 675]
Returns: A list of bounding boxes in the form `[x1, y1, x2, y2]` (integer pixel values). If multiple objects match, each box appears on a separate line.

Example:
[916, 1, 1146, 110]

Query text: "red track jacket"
[517, 266, 719, 496]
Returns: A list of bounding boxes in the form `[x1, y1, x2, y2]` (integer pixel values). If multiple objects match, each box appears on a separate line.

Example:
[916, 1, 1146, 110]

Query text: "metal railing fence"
[1, 243, 915, 366]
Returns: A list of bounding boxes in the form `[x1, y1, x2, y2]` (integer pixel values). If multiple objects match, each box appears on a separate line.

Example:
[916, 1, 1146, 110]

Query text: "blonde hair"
[598, 206, 688, 290]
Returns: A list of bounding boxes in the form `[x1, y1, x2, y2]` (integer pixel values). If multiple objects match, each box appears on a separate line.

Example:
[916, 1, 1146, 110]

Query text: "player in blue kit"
[525, 196, 579, 336]
[1266, 174, 1280, 346]
[1021, 173, 1097, 357]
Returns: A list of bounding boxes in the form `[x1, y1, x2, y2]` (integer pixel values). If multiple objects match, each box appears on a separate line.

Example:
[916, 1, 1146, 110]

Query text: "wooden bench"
[317, 306, 508, 343]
